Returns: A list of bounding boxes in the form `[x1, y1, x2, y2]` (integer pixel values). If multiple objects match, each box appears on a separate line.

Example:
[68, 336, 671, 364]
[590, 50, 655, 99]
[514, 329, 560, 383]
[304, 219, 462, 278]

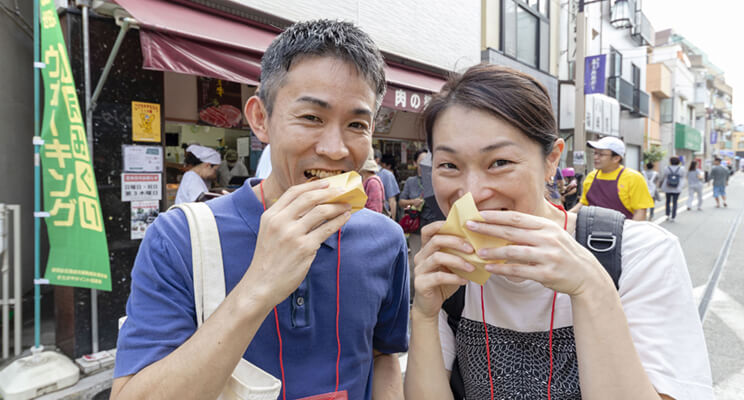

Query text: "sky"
[642, 0, 744, 126]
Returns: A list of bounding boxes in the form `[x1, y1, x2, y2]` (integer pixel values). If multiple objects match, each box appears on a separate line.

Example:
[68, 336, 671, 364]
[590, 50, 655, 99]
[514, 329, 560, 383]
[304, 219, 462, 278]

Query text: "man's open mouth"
[304, 169, 345, 180]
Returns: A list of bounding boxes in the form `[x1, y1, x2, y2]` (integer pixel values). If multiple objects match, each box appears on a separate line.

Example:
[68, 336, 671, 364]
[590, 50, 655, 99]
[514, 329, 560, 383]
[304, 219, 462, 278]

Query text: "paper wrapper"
[318, 171, 367, 214]
[439, 192, 509, 285]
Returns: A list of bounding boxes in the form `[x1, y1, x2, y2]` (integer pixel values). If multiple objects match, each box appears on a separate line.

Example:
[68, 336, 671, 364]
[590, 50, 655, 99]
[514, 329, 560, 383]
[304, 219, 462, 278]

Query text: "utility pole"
[573, 0, 588, 175]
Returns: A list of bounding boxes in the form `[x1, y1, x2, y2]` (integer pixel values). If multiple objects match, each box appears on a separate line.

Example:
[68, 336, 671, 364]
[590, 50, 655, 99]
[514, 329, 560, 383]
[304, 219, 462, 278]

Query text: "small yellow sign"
[132, 101, 161, 142]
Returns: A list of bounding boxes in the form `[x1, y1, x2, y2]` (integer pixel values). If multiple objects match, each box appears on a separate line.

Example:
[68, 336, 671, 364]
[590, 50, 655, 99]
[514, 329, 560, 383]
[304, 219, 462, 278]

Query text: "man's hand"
[241, 180, 352, 310]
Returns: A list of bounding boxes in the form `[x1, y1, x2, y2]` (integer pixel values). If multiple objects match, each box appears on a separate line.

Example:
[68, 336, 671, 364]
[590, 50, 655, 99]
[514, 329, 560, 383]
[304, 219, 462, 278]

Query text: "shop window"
[501, 0, 550, 71]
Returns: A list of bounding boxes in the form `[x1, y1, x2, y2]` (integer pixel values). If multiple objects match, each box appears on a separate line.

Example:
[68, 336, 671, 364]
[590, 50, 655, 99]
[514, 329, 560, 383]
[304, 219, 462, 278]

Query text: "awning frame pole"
[88, 17, 134, 114]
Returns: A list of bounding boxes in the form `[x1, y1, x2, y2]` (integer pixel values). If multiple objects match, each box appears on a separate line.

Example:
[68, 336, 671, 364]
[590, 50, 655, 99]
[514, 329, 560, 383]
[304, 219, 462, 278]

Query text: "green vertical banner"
[39, 0, 111, 291]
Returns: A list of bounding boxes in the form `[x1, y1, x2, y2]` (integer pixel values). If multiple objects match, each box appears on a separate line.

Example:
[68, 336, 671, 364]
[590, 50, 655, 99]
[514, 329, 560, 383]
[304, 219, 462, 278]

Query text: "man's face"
[258, 57, 376, 191]
[592, 149, 620, 170]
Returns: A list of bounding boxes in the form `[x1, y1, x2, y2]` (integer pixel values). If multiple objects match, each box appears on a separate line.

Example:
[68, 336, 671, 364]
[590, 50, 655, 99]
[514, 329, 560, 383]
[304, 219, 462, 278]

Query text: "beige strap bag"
[173, 203, 281, 400]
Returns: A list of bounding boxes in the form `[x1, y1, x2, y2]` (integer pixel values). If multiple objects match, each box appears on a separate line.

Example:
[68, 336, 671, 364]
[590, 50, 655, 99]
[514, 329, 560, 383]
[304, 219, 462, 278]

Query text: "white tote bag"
[174, 203, 281, 400]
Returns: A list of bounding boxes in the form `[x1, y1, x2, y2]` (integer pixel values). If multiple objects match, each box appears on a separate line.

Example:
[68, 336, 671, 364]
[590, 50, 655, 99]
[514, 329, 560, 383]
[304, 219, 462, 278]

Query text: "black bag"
[442, 206, 625, 399]
[666, 167, 681, 188]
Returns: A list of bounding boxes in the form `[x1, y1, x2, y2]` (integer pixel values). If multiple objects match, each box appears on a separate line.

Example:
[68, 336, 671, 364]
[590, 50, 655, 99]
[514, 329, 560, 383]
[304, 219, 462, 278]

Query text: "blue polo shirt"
[376, 168, 399, 212]
[115, 179, 410, 399]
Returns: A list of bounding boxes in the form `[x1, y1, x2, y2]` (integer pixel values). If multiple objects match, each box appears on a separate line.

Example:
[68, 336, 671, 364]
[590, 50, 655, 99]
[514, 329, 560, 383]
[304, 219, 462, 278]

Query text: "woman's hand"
[468, 210, 614, 297]
[411, 221, 473, 319]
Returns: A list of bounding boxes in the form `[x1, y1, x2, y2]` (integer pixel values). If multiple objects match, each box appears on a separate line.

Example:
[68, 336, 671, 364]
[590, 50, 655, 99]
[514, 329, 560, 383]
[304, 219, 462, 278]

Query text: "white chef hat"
[186, 144, 221, 165]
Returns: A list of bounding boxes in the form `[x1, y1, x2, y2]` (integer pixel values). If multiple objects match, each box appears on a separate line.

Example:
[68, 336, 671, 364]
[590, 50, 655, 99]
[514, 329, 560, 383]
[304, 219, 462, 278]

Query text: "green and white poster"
[39, 0, 111, 291]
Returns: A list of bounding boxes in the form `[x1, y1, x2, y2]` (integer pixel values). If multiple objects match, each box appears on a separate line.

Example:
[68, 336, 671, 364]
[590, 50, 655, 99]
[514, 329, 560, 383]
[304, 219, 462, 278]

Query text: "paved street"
[653, 173, 744, 399]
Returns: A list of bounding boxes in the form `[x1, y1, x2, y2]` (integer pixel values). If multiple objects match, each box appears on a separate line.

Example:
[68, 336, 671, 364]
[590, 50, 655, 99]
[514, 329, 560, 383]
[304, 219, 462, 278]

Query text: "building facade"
[557, 0, 652, 171]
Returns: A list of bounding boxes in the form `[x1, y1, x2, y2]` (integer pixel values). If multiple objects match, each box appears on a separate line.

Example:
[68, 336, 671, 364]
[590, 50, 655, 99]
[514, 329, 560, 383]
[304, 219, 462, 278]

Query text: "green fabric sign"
[39, 0, 111, 291]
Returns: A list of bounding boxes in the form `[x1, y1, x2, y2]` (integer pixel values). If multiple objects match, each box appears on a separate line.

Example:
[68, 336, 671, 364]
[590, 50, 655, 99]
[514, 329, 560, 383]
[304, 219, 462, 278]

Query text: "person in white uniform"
[175, 144, 221, 204]
[404, 64, 713, 399]
[217, 149, 249, 187]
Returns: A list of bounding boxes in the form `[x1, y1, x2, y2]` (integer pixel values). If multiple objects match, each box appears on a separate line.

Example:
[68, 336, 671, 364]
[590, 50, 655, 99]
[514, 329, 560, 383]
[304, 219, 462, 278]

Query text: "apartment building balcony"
[646, 63, 671, 98]
[631, 11, 654, 47]
[715, 97, 733, 113]
[608, 76, 649, 117]
[713, 78, 733, 97]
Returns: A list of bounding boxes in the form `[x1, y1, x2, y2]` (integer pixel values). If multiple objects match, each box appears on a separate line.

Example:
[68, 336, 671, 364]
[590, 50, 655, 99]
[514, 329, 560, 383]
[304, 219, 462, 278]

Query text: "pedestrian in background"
[660, 156, 684, 221]
[561, 167, 579, 210]
[571, 136, 653, 220]
[376, 151, 400, 219]
[400, 148, 430, 249]
[687, 160, 704, 211]
[711, 157, 730, 207]
[361, 150, 385, 213]
[642, 162, 660, 219]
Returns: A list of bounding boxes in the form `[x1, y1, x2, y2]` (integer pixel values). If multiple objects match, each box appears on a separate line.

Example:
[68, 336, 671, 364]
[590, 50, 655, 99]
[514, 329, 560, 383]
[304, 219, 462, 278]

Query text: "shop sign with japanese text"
[382, 85, 433, 113]
[39, 0, 111, 291]
[121, 173, 162, 201]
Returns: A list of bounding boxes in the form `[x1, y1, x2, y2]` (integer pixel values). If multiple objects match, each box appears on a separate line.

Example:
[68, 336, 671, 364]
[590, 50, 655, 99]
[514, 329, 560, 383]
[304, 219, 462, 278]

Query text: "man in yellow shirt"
[570, 137, 654, 220]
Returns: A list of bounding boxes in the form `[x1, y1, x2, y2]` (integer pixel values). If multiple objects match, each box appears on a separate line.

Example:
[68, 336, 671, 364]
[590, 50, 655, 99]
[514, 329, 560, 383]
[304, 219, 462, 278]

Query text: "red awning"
[116, 0, 447, 106]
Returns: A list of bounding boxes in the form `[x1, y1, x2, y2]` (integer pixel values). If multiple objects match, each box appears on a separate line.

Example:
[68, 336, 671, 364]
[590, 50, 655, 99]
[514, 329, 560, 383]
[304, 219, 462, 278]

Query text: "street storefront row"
[54, 0, 446, 358]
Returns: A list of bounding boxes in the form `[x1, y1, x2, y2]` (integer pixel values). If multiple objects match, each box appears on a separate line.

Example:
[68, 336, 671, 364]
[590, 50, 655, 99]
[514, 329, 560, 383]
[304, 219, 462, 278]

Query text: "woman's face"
[431, 105, 562, 217]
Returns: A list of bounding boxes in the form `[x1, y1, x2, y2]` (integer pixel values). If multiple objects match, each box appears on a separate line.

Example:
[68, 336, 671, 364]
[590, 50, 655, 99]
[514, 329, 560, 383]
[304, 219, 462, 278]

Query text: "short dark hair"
[259, 20, 387, 115]
[413, 148, 429, 163]
[381, 154, 396, 168]
[670, 156, 680, 165]
[422, 64, 557, 157]
[646, 162, 655, 170]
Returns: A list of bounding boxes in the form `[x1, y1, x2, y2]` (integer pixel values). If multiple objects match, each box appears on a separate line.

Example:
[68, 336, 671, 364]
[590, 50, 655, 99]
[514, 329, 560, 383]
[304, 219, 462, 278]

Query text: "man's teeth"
[306, 169, 343, 179]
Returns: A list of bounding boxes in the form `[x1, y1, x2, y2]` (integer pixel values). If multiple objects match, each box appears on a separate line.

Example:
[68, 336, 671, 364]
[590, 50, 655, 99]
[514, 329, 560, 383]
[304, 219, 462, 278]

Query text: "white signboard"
[237, 136, 252, 158]
[123, 145, 163, 172]
[131, 200, 159, 240]
[573, 151, 586, 166]
[121, 173, 162, 201]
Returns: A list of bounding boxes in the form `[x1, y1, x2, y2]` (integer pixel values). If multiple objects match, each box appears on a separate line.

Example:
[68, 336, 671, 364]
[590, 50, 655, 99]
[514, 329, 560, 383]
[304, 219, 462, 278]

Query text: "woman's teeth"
[305, 169, 343, 179]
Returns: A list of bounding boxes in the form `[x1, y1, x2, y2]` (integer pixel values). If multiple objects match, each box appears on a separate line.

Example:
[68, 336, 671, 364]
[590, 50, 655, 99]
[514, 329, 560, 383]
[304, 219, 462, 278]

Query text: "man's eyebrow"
[296, 96, 330, 108]
[295, 96, 373, 118]
[351, 108, 373, 117]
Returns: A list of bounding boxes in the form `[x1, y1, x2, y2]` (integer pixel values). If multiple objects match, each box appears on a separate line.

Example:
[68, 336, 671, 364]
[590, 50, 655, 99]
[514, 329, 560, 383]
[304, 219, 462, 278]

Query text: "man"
[570, 136, 653, 220]
[375, 150, 400, 219]
[112, 20, 409, 400]
[217, 149, 249, 187]
[711, 157, 730, 207]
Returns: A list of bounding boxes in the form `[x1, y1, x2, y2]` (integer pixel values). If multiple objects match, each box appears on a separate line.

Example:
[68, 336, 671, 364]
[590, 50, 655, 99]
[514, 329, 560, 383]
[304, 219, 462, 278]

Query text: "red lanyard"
[480, 203, 567, 400]
[260, 182, 342, 399]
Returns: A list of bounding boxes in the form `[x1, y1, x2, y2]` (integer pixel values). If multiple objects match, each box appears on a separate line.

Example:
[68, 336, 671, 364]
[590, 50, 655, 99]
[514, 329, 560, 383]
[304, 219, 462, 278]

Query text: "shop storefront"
[675, 122, 703, 165]
[54, 0, 446, 357]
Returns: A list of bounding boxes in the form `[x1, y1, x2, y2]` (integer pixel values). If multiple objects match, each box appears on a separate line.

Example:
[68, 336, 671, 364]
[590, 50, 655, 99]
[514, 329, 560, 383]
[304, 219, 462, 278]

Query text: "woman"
[660, 157, 684, 222]
[560, 167, 578, 210]
[687, 160, 704, 211]
[404, 64, 712, 400]
[642, 162, 660, 219]
[174, 144, 221, 204]
[360, 151, 385, 213]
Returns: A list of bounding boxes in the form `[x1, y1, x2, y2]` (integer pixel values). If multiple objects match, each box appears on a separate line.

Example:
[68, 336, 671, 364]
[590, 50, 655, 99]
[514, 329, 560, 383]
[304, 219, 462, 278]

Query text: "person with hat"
[217, 149, 250, 187]
[570, 137, 654, 220]
[360, 149, 385, 213]
[175, 144, 222, 204]
[560, 167, 580, 210]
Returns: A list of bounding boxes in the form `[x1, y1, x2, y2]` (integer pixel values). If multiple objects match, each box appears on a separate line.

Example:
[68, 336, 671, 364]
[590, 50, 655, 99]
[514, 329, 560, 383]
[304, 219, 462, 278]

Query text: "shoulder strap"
[171, 203, 226, 327]
[441, 286, 467, 399]
[576, 206, 624, 289]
